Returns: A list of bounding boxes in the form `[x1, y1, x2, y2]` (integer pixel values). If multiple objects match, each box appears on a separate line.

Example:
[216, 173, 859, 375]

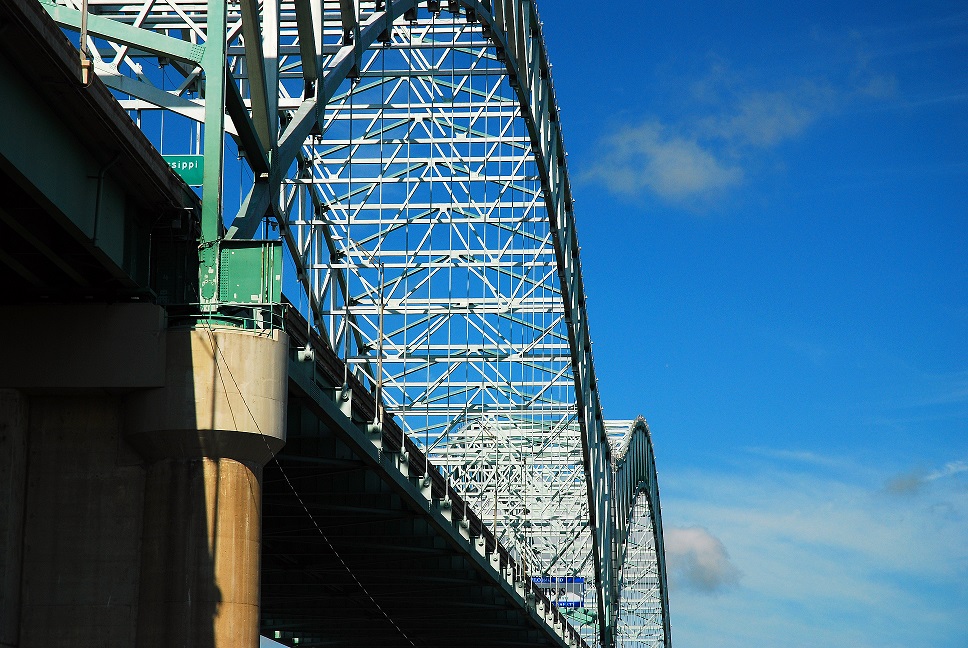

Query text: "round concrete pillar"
[137, 457, 262, 648]
[126, 327, 287, 648]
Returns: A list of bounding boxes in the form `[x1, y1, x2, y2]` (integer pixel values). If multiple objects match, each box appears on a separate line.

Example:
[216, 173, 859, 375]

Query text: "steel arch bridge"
[39, 1, 672, 645]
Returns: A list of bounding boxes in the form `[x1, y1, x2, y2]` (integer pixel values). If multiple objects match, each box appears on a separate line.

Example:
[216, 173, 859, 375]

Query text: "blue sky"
[536, 1, 968, 646]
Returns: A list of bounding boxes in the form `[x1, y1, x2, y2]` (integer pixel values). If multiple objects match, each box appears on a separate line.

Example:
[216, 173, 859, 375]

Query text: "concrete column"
[137, 457, 263, 647]
[18, 396, 145, 647]
[0, 390, 27, 648]
[126, 327, 287, 648]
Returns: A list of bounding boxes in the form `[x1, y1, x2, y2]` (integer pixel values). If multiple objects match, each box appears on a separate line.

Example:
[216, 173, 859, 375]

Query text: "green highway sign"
[163, 154, 204, 185]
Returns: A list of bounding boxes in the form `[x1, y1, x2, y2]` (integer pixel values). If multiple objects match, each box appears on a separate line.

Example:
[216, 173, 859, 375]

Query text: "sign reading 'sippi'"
[163, 154, 204, 186]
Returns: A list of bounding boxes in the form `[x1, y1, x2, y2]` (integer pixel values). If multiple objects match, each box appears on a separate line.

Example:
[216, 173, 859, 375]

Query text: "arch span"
[611, 417, 672, 647]
[42, 1, 672, 645]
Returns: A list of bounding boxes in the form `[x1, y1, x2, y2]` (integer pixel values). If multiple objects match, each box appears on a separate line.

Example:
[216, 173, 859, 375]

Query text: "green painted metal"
[39, 0, 284, 317]
[39, 0, 231, 308]
[163, 155, 204, 186]
[198, 0, 227, 309]
[198, 244, 219, 302]
[38, 0, 204, 65]
[218, 240, 282, 305]
[0, 40, 144, 290]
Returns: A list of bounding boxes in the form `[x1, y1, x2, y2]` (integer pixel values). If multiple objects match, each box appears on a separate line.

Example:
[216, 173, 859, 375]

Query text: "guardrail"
[166, 303, 288, 332]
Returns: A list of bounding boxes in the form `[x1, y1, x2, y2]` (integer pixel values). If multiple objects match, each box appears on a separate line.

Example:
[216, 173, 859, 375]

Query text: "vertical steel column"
[199, 0, 228, 304]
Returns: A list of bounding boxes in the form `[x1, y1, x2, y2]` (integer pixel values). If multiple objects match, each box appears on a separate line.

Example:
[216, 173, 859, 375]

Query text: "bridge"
[0, 1, 671, 647]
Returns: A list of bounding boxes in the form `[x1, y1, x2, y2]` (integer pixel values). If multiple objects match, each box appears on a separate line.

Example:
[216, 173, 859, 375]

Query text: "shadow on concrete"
[130, 329, 222, 648]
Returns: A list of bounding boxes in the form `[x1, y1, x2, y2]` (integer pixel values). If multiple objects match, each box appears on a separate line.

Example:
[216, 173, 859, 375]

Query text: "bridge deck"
[260, 307, 588, 647]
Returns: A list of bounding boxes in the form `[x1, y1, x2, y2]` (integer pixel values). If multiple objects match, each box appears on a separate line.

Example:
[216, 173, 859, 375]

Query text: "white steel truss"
[617, 494, 666, 648]
[609, 420, 671, 648]
[298, 23, 600, 642]
[42, 1, 671, 646]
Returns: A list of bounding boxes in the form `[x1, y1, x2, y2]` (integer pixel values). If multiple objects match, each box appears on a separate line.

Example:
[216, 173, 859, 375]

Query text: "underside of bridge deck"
[262, 413, 557, 647]
[0, 0, 199, 302]
[260, 309, 583, 648]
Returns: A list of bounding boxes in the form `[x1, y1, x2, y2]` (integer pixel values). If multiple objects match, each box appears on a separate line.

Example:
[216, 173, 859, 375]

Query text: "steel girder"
[40, 1, 671, 645]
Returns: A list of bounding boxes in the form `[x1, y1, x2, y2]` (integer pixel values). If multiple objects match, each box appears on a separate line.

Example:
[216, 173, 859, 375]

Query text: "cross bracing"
[42, 1, 671, 646]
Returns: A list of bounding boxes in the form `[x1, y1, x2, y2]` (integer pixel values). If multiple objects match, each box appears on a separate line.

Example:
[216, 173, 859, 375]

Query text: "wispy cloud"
[847, 10, 968, 60]
[928, 460, 968, 481]
[582, 121, 742, 202]
[864, 369, 968, 431]
[913, 372, 968, 407]
[662, 454, 968, 648]
[743, 447, 860, 472]
[887, 460, 968, 494]
[665, 526, 741, 594]
[581, 72, 836, 206]
[698, 83, 836, 147]
[579, 26, 921, 208]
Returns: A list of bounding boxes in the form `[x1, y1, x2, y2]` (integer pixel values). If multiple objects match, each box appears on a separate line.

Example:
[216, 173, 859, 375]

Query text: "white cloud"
[582, 121, 742, 203]
[582, 81, 833, 205]
[916, 371, 968, 407]
[661, 455, 968, 648]
[579, 60, 881, 206]
[744, 447, 857, 471]
[665, 526, 740, 593]
[700, 85, 834, 147]
[927, 460, 968, 481]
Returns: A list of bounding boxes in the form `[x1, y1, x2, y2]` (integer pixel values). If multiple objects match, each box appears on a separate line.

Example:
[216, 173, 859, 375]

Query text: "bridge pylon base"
[0, 308, 287, 648]
[125, 326, 288, 648]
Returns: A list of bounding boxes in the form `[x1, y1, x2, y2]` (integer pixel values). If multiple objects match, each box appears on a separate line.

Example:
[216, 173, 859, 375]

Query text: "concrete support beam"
[125, 327, 288, 463]
[0, 303, 167, 391]
[18, 396, 145, 647]
[1, 308, 287, 648]
[0, 390, 27, 648]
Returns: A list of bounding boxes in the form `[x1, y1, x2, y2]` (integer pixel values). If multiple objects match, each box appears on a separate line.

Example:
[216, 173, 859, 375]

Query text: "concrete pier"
[127, 327, 287, 648]
[136, 457, 263, 648]
[17, 394, 145, 645]
[0, 305, 287, 648]
[0, 390, 27, 648]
